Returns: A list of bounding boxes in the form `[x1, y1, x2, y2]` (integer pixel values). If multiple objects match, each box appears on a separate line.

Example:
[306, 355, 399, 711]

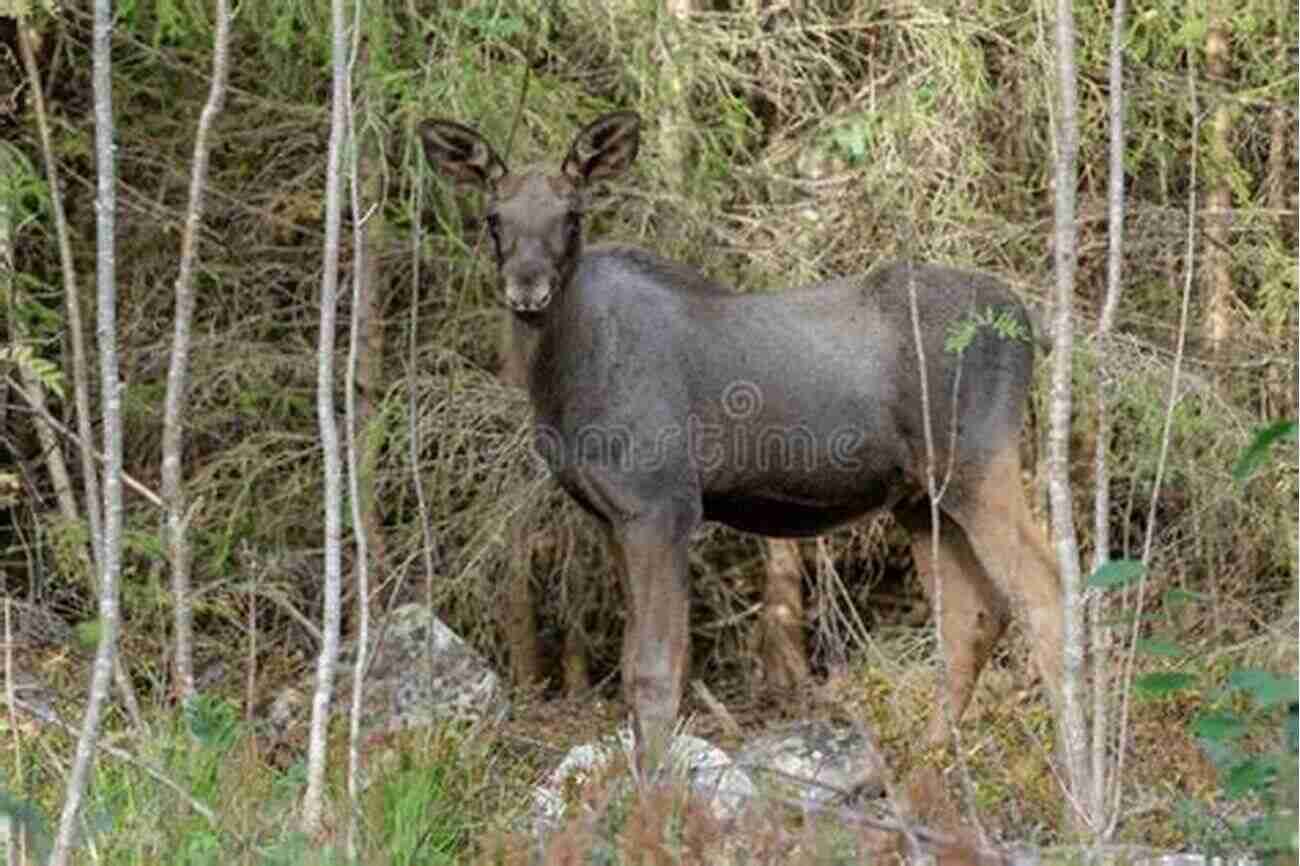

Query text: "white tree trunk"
[344, 10, 369, 856]
[1048, 0, 1090, 826]
[301, 0, 350, 835]
[1089, 0, 1127, 832]
[162, 0, 231, 709]
[48, 1, 122, 862]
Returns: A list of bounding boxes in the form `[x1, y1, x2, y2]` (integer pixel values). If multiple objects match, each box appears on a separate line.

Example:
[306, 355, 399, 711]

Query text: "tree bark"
[1201, 4, 1234, 366]
[49, 0, 121, 860]
[302, 0, 350, 835]
[1089, 0, 1127, 832]
[1, 145, 81, 531]
[1264, 96, 1293, 416]
[17, 19, 103, 574]
[344, 23, 370, 858]
[656, 0, 693, 201]
[351, 85, 388, 620]
[758, 538, 809, 693]
[504, 512, 544, 687]
[162, 0, 230, 709]
[1048, 0, 1090, 827]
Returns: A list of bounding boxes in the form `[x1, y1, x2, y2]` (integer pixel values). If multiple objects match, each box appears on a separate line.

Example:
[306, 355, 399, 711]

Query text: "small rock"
[734, 719, 888, 810]
[339, 603, 507, 733]
[263, 604, 507, 741]
[531, 729, 755, 836]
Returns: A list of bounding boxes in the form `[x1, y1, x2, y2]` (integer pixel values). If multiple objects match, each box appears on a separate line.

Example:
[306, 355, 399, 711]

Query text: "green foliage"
[1092, 435, 1298, 861]
[0, 781, 52, 864]
[944, 305, 1032, 355]
[0, 344, 64, 399]
[1086, 559, 1146, 590]
[1233, 420, 1298, 482]
[371, 755, 473, 865]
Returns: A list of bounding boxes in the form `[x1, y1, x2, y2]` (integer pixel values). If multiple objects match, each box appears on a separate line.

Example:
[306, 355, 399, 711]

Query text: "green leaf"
[1192, 710, 1246, 742]
[1162, 588, 1208, 607]
[1233, 420, 1297, 481]
[1087, 559, 1146, 590]
[1224, 756, 1278, 798]
[1136, 638, 1186, 658]
[74, 619, 102, 648]
[1228, 670, 1299, 708]
[1135, 672, 1196, 696]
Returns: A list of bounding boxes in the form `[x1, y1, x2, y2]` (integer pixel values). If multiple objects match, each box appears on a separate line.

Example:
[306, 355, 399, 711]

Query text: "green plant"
[1088, 421, 1299, 859]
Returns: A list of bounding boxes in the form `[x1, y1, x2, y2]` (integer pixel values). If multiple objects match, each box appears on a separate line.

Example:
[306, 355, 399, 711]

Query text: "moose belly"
[702, 491, 892, 538]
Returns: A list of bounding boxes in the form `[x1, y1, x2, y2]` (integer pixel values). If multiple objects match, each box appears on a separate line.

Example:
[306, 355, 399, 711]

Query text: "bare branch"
[4, 377, 164, 508]
[16, 17, 104, 571]
[163, 0, 232, 709]
[1107, 58, 1201, 838]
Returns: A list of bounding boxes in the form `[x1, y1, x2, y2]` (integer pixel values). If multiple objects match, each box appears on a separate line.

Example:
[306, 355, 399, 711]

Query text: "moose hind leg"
[947, 448, 1065, 720]
[897, 501, 1011, 749]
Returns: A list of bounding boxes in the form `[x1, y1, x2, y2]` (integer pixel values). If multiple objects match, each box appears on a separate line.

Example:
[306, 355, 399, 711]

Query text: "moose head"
[419, 112, 641, 314]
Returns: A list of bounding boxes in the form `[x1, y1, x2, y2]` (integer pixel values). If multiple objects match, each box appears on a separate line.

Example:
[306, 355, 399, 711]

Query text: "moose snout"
[504, 267, 556, 312]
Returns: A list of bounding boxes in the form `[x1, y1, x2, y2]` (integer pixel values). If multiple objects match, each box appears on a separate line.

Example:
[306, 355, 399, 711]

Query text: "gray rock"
[3, 600, 72, 648]
[531, 728, 755, 836]
[339, 603, 508, 734]
[734, 719, 888, 810]
[266, 604, 506, 740]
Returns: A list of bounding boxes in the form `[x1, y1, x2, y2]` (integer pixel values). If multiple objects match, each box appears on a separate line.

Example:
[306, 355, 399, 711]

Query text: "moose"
[420, 110, 1064, 780]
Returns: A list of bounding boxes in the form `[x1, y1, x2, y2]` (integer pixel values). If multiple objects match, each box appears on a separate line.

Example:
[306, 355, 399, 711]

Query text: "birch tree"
[1047, 0, 1090, 823]
[161, 0, 231, 709]
[48, 0, 122, 861]
[1088, 0, 1128, 833]
[301, 0, 350, 835]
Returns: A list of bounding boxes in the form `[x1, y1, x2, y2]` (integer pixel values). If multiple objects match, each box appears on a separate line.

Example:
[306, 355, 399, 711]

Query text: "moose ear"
[419, 119, 508, 189]
[561, 111, 641, 185]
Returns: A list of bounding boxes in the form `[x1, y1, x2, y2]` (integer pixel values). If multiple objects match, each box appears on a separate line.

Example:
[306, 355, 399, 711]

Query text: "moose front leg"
[611, 506, 694, 780]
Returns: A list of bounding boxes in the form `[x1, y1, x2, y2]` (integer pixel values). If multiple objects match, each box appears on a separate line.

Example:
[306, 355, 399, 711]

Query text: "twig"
[690, 679, 742, 739]
[1107, 56, 1201, 839]
[4, 376, 165, 509]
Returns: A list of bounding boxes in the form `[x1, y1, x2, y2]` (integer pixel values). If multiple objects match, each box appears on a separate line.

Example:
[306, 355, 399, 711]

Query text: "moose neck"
[500, 278, 572, 394]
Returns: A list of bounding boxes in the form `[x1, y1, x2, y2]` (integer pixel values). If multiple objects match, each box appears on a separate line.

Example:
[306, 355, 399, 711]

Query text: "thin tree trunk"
[562, 623, 590, 698]
[1, 146, 81, 529]
[1088, 0, 1127, 835]
[504, 512, 544, 686]
[758, 538, 809, 693]
[1201, 5, 1234, 365]
[301, 0, 350, 835]
[656, 0, 693, 197]
[344, 20, 368, 856]
[162, 0, 230, 709]
[17, 19, 103, 574]
[351, 46, 388, 618]
[1264, 98, 1292, 416]
[49, 1, 121, 861]
[1048, 0, 1090, 826]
